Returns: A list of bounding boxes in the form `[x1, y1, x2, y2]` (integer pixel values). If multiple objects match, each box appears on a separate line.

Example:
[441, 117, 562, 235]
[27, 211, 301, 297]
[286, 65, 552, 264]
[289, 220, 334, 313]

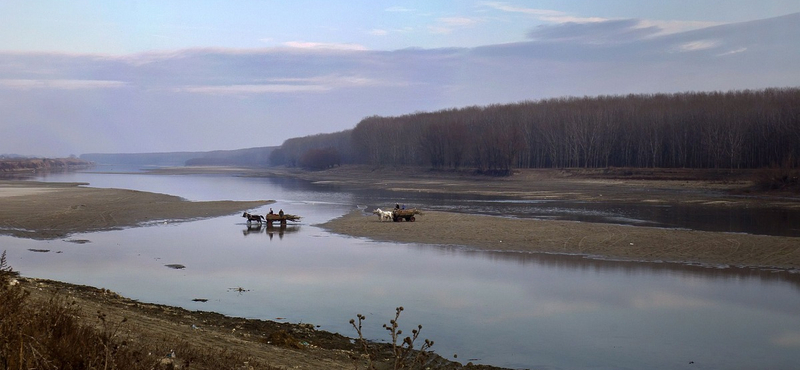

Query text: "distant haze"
[0, 2, 798, 157]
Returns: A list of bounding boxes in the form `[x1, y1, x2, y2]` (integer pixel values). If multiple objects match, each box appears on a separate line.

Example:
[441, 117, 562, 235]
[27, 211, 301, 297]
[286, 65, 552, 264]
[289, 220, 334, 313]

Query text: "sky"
[1, 1, 799, 157]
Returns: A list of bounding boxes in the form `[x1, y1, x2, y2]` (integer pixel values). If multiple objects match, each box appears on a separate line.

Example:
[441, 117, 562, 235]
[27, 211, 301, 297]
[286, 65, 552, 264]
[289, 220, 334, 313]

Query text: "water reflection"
[10, 169, 799, 369]
[32, 168, 800, 236]
[241, 223, 301, 240]
[259, 176, 800, 237]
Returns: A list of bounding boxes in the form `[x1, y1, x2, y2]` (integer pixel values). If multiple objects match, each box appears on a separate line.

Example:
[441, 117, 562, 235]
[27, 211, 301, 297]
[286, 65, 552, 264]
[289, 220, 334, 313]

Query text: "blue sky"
[1, 1, 799, 156]
[3, 1, 797, 53]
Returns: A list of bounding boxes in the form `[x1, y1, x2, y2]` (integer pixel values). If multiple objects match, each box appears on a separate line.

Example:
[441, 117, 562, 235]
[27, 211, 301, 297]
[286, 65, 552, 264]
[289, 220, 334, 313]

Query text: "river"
[2, 167, 799, 369]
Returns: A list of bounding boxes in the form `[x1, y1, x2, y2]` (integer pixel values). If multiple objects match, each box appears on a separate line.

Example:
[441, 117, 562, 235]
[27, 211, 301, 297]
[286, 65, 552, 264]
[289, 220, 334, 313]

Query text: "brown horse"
[242, 212, 265, 224]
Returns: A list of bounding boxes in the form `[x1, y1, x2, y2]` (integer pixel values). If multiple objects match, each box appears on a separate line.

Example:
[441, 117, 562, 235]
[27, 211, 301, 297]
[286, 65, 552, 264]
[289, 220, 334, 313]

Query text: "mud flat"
[0, 180, 273, 239]
[321, 210, 800, 270]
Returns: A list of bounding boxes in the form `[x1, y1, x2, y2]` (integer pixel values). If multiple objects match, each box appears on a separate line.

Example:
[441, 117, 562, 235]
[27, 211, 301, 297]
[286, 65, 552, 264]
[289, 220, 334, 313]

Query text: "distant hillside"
[0, 157, 92, 173]
[81, 146, 276, 167]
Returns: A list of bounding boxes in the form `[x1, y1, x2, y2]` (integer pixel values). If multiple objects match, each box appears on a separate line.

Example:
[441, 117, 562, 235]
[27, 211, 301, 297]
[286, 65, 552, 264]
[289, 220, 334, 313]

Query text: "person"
[268, 208, 274, 215]
[279, 209, 284, 217]
[395, 203, 400, 210]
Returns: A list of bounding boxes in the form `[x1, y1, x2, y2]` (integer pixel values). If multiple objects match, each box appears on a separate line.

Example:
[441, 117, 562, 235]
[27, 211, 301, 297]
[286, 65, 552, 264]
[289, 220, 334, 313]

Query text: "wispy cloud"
[174, 75, 408, 96]
[483, 2, 606, 24]
[0, 79, 126, 90]
[282, 41, 368, 51]
[637, 19, 723, 36]
[439, 17, 480, 27]
[486, 1, 721, 40]
[369, 29, 388, 36]
[385, 6, 414, 12]
[177, 84, 330, 95]
[675, 39, 720, 52]
[528, 19, 660, 43]
[482, 2, 565, 18]
[717, 47, 747, 56]
[429, 16, 482, 35]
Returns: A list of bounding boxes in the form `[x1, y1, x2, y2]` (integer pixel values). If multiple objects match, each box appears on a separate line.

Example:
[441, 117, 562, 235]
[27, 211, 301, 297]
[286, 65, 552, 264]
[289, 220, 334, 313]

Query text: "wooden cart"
[265, 213, 301, 226]
[392, 208, 420, 222]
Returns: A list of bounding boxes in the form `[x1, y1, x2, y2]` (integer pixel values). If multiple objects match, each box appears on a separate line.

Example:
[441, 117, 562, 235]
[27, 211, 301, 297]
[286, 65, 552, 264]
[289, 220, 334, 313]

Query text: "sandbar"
[0, 181, 272, 239]
[321, 210, 800, 270]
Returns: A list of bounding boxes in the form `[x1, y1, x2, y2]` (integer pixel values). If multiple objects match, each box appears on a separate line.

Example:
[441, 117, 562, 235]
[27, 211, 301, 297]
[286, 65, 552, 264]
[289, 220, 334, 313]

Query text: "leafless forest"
[270, 88, 800, 172]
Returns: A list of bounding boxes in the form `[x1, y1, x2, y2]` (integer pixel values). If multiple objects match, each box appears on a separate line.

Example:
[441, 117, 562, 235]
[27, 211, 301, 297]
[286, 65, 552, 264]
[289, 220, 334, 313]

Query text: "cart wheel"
[410, 216, 415, 222]
[393, 216, 399, 222]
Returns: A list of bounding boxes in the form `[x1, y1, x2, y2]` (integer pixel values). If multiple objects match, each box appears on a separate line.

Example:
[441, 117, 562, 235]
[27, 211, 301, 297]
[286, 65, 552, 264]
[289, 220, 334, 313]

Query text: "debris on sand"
[65, 239, 91, 244]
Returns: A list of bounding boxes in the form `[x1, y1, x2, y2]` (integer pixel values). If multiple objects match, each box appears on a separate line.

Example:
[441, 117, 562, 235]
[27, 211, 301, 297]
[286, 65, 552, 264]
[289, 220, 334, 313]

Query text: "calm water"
[2, 169, 799, 369]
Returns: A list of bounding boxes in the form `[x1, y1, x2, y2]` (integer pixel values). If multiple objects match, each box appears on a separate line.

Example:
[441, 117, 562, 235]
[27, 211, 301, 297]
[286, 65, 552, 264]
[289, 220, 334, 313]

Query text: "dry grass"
[754, 168, 800, 192]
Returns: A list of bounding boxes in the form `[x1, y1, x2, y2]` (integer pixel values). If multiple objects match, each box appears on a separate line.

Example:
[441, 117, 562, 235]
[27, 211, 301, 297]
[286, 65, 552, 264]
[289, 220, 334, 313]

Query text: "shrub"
[350, 307, 436, 370]
[755, 168, 800, 192]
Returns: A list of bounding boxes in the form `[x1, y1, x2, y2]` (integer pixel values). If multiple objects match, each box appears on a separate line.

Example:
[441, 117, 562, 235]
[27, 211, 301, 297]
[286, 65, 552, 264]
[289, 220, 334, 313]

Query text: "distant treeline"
[0, 157, 91, 172]
[81, 147, 275, 167]
[270, 88, 800, 171]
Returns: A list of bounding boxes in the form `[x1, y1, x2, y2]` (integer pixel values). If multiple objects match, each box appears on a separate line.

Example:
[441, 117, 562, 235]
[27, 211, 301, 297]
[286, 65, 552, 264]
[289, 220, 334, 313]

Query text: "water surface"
[2, 170, 797, 369]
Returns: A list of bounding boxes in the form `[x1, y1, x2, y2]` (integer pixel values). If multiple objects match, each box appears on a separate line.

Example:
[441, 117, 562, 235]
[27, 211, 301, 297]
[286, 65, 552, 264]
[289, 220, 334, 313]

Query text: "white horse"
[372, 208, 393, 222]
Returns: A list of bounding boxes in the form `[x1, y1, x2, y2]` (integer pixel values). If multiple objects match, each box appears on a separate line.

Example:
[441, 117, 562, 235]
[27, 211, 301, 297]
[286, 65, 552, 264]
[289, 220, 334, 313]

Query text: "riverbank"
[9, 276, 495, 370]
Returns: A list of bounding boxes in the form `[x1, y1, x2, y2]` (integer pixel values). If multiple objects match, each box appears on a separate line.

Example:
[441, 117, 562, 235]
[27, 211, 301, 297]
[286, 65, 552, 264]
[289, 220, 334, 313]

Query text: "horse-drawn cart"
[266, 213, 301, 226]
[392, 208, 420, 222]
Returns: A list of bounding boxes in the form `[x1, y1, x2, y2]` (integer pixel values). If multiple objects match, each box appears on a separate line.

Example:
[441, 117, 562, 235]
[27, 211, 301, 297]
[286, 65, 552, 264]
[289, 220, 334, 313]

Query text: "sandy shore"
[0, 180, 272, 239]
[321, 210, 800, 270]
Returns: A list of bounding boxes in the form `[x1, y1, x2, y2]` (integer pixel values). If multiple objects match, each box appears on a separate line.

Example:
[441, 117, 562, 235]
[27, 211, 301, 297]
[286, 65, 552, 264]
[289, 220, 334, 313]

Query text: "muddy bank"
[0, 181, 272, 239]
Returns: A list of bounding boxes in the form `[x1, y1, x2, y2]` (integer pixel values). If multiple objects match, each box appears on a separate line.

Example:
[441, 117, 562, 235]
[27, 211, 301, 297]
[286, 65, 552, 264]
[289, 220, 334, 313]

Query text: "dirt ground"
[3, 166, 800, 369]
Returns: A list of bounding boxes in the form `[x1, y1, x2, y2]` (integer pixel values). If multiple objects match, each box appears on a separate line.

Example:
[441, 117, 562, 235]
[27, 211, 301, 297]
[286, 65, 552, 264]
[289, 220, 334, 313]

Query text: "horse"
[372, 208, 393, 222]
[242, 212, 265, 225]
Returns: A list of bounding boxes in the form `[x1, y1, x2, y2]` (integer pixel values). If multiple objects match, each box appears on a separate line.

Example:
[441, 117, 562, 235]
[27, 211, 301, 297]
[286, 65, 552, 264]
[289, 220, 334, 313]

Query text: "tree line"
[270, 88, 800, 171]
